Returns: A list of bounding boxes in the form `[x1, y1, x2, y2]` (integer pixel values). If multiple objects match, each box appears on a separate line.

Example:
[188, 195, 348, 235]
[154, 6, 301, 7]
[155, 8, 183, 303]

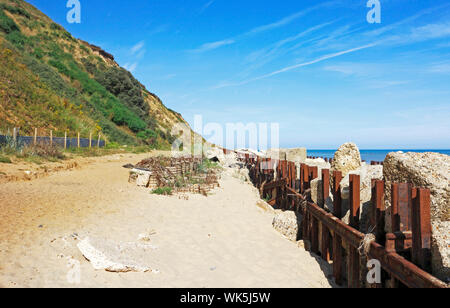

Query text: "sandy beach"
[0, 152, 335, 288]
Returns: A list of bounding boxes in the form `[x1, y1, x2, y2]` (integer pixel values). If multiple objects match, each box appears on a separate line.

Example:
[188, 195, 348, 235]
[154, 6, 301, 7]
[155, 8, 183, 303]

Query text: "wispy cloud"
[410, 22, 450, 40]
[367, 80, 410, 89]
[190, 39, 235, 53]
[245, 6, 320, 36]
[199, 0, 215, 15]
[429, 62, 450, 74]
[246, 21, 336, 64]
[324, 62, 379, 76]
[213, 44, 376, 89]
[131, 41, 145, 54]
[124, 62, 138, 73]
[191, 3, 329, 53]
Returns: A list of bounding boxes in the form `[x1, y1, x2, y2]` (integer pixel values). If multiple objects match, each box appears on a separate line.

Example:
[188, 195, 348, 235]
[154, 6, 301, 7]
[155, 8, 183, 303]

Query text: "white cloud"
[429, 62, 450, 74]
[131, 41, 145, 54]
[410, 22, 450, 40]
[190, 39, 235, 53]
[199, 0, 215, 14]
[246, 7, 317, 35]
[191, 3, 330, 53]
[124, 62, 138, 73]
[213, 44, 376, 89]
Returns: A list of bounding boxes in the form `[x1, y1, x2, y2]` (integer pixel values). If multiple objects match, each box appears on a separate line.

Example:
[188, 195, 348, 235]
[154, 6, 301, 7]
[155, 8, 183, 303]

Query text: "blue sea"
[307, 150, 450, 163]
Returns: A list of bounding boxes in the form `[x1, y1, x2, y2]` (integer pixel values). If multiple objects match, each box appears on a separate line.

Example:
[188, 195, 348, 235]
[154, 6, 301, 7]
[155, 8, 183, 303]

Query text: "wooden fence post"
[13, 127, 17, 144]
[411, 188, 432, 272]
[77, 132, 80, 148]
[333, 171, 343, 218]
[34, 128, 37, 145]
[50, 130, 53, 147]
[89, 133, 92, 148]
[349, 174, 361, 229]
[64, 131, 67, 149]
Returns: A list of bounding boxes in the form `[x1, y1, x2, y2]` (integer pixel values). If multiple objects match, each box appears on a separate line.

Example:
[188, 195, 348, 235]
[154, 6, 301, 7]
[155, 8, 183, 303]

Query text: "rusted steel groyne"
[230, 150, 447, 288]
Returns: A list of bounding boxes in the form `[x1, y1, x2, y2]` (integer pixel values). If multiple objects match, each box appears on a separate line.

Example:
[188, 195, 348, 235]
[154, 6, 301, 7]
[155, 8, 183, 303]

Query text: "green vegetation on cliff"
[0, 0, 187, 149]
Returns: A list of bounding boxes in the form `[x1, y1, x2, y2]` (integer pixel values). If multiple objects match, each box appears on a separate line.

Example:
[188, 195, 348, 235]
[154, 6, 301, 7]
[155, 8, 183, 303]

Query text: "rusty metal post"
[321, 169, 330, 208]
[320, 223, 331, 262]
[371, 180, 385, 243]
[411, 188, 432, 273]
[302, 211, 310, 249]
[391, 183, 412, 232]
[309, 166, 318, 181]
[311, 216, 319, 254]
[349, 174, 361, 229]
[333, 234, 343, 285]
[302, 164, 309, 192]
[348, 246, 361, 288]
[333, 171, 343, 218]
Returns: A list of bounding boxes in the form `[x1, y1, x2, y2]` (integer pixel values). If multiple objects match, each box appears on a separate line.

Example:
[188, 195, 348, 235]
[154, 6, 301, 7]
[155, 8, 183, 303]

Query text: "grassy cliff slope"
[0, 0, 191, 149]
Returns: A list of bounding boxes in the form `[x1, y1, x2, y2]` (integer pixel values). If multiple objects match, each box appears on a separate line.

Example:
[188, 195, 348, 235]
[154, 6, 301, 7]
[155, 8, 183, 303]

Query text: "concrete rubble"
[77, 237, 158, 273]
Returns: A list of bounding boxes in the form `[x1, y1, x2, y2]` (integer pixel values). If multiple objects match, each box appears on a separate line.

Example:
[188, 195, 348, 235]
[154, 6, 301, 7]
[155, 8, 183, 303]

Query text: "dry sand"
[0, 153, 335, 288]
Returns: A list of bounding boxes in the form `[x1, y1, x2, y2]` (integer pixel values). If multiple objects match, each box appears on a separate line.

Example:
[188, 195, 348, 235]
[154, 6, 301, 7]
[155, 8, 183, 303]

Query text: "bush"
[137, 129, 157, 144]
[95, 67, 149, 119]
[18, 143, 66, 160]
[151, 187, 173, 196]
[0, 155, 12, 163]
[0, 3, 31, 19]
[0, 10, 19, 34]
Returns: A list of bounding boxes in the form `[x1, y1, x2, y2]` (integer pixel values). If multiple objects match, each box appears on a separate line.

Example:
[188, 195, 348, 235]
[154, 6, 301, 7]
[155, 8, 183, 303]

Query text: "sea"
[307, 149, 450, 163]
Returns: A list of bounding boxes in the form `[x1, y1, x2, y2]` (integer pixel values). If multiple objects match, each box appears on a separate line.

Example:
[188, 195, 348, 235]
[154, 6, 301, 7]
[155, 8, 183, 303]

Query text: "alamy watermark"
[170, 115, 280, 161]
[367, 0, 381, 24]
[66, 0, 81, 24]
[367, 259, 382, 284]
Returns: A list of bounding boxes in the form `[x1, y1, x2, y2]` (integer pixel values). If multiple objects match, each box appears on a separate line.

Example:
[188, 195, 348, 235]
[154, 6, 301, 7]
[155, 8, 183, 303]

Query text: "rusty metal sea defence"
[228, 149, 447, 288]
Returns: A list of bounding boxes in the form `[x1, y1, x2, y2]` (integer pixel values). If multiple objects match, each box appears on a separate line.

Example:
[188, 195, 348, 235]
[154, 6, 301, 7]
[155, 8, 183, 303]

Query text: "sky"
[27, 0, 450, 149]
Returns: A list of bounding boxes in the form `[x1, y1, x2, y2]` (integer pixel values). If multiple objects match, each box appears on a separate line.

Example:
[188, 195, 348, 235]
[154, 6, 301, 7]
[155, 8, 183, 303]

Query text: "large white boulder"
[285, 148, 307, 163]
[331, 142, 362, 177]
[266, 149, 286, 160]
[272, 210, 302, 242]
[266, 148, 307, 163]
[310, 178, 334, 213]
[383, 151, 450, 281]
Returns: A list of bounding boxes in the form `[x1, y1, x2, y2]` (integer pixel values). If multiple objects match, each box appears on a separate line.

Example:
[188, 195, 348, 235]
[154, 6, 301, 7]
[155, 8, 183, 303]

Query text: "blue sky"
[27, 0, 450, 149]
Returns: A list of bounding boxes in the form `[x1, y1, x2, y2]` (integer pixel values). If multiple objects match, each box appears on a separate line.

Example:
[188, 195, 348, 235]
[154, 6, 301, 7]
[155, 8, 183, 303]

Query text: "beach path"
[0, 153, 335, 288]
